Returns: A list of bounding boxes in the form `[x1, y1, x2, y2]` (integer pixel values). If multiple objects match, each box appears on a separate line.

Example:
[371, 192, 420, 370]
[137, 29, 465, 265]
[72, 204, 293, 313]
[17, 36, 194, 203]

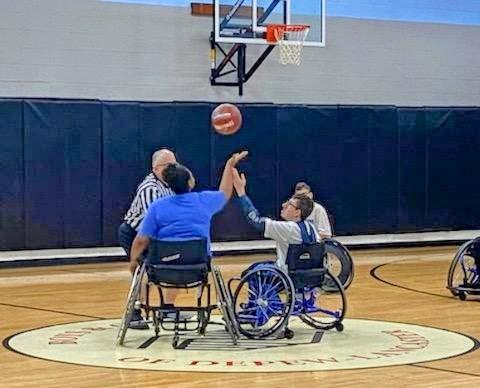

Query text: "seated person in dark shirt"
[129, 151, 248, 273]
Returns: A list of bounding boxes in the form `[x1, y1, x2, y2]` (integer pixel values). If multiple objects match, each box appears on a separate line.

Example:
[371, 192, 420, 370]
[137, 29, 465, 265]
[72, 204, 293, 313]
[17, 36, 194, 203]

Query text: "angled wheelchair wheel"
[233, 265, 295, 339]
[299, 270, 346, 331]
[211, 265, 239, 345]
[323, 239, 354, 290]
[116, 263, 146, 346]
[447, 241, 479, 299]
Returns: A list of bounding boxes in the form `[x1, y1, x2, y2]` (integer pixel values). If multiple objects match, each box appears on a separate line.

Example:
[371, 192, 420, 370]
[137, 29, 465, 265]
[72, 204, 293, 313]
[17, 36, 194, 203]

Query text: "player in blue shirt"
[129, 151, 248, 273]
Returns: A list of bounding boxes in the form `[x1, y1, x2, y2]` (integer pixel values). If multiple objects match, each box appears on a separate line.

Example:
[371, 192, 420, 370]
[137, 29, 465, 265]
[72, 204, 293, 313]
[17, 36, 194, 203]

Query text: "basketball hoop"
[266, 24, 310, 65]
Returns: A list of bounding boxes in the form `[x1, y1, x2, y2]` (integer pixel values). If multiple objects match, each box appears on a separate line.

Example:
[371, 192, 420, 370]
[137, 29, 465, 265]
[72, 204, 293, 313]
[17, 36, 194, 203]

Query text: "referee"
[118, 148, 176, 328]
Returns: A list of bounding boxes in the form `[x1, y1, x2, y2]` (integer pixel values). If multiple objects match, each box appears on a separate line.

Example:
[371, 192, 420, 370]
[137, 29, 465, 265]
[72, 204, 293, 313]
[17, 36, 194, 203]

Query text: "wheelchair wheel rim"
[299, 271, 346, 330]
[233, 267, 294, 339]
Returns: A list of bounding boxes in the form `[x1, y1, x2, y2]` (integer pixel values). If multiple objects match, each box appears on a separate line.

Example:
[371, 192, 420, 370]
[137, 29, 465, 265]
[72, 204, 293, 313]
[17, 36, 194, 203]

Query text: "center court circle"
[5, 317, 477, 373]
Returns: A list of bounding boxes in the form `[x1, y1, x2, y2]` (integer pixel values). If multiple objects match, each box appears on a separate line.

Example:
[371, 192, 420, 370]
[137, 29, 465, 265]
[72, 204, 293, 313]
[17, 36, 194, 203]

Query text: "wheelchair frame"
[117, 240, 347, 348]
[447, 239, 480, 300]
[324, 238, 355, 290]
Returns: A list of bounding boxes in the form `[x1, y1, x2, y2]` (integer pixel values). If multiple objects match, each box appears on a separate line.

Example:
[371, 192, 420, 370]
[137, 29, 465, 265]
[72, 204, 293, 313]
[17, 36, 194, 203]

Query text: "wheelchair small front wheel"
[284, 328, 294, 339]
[172, 336, 179, 349]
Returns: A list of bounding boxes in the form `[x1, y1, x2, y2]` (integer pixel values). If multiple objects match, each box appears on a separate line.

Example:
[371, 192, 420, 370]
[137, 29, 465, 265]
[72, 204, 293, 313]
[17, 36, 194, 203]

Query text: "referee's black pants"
[118, 222, 137, 260]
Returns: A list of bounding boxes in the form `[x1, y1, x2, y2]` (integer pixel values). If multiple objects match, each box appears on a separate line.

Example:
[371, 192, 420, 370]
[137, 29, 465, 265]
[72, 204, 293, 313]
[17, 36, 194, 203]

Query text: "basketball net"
[266, 24, 310, 66]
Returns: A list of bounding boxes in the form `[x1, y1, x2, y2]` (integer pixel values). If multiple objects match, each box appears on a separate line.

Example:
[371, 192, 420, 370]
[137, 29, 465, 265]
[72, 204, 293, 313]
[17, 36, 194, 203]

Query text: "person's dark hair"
[162, 163, 192, 194]
[292, 194, 314, 220]
[295, 181, 311, 193]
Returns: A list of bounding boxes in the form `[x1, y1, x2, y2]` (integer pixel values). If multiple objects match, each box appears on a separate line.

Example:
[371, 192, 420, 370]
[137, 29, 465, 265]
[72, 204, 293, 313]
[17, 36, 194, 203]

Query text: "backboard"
[214, 0, 326, 47]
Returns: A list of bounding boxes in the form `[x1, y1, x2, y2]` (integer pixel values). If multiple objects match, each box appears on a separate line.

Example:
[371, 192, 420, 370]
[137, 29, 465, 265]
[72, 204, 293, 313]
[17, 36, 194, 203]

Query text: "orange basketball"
[211, 103, 242, 135]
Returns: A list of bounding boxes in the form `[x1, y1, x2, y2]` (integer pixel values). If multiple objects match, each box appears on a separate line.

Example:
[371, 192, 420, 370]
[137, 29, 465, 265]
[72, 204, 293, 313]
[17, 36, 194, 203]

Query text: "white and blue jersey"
[237, 195, 319, 270]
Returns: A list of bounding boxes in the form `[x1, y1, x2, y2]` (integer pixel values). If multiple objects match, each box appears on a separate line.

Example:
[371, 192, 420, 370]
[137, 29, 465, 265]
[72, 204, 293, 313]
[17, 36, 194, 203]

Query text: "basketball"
[211, 103, 242, 135]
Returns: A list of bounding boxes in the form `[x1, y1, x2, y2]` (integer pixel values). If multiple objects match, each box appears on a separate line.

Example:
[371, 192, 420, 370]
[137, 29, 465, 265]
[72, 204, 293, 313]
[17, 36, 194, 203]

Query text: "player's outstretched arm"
[232, 168, 266, 232]
[219, 150, 248, 199]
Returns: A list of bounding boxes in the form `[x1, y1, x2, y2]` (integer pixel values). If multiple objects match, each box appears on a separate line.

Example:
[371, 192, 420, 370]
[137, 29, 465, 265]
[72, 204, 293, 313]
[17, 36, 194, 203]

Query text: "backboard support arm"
[210, 34, 275, 96]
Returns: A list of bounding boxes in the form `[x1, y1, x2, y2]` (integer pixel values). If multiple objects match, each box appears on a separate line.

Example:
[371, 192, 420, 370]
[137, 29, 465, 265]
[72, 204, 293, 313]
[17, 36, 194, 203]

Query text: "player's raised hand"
[228, 150, 248, 167]
[232, 168, 247, 196]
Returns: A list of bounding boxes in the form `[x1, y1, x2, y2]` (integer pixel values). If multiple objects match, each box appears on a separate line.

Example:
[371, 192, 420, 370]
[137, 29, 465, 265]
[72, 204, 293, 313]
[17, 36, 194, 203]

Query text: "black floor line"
[411, 364, 480, 378]
[370, 262, 457, 300]
[0, 301, 104, 320]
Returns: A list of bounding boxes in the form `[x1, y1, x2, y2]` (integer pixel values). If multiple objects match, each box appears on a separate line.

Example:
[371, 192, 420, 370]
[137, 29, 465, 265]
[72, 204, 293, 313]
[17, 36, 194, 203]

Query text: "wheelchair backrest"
[286, 241, 326, 271]
[147, 239, 209, 266]
[146, 239, 209, 286]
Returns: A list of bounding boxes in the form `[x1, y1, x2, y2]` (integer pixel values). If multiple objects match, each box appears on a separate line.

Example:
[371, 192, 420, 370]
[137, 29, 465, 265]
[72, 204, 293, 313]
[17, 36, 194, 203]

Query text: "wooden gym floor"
[1, 245, 479, 387]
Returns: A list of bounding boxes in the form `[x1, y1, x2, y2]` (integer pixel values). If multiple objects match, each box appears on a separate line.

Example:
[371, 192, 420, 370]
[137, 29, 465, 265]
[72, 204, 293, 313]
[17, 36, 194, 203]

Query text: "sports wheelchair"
[116, 239, 219, 348]
[228, 241, 347, 339]
[447, 237, 480, 300]
[117, 239, 346, 347]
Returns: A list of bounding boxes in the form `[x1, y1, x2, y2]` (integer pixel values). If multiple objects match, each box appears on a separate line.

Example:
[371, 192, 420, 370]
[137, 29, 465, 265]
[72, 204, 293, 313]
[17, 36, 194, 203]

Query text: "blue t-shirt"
[138, 190, 227, 256]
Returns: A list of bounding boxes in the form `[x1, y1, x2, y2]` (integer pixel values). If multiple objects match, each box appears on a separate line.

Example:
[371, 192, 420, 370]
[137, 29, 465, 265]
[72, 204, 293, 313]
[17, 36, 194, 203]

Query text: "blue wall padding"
[425, 108, 480, 229]
[212, 104, 277, 240]
[0, 100, 24, 249]
[1, 99, 479, 251]
[63, 101, 102, 247]
[102, 102, 143, 245]
[172, 103, 212, 191]
[398, 107, 427, 231]
[277, 105, 340, 228]
[140, 103, 176, 173]
[24, 101, 65, 248]
[365, 106, 399, 233]
[336, 106, 370, 234]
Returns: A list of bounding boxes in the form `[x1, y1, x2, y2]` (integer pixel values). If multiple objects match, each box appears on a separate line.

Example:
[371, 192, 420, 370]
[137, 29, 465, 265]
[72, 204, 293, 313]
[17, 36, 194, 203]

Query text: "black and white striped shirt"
[124, 173, 174, 230]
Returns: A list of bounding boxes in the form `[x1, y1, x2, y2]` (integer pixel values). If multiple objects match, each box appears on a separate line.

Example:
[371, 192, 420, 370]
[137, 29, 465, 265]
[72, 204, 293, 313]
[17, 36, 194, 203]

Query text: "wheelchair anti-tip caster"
[172, 336, 179, 349]
[284, 328, 294, 339]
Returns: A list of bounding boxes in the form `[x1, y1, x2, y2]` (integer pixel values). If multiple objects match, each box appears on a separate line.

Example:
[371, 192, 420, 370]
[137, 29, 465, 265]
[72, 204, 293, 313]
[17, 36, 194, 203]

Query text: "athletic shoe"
[129, 310, 149, 330]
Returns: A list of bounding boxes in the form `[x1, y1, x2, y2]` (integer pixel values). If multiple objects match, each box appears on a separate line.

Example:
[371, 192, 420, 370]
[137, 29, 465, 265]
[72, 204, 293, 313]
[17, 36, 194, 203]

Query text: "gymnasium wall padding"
[24, 101, 65, 248]
[398, 107, 428, 231]
[0, 100, 24, 249]
[212, 104, 277, 241]
[425, 108, 480, 230]
[63, 101, 102, 247]
[1, 99, 479, 251]
[23, 100, 102, 249]
[277, 105, 340, 230]
[102, 102, 143, 246]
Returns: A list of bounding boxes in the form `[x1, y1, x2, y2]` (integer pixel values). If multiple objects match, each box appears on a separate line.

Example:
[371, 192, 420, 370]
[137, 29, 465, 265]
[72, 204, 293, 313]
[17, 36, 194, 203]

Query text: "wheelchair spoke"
[263, 279, 284, 298]
[233, 265, 295, 339]
[247, 287, 259, 299]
